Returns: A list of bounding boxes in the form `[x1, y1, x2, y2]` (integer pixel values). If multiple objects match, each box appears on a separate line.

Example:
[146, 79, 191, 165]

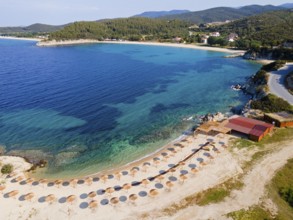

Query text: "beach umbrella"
[101, 175, 108, 183]
[142, 163, 150, 172]
[24, 192, 35, 201]
[8, 172, 17, 178]
[141, 179, 149, 188]
[178, 161, 185, 170]
[213, 147, 220, 154]
[149, 189, 159, 197]
[221, 144, 228, 149]
[15, 176, 23, 182]
[54, 179, 62, 188]
[0, 185, 6, 193]
[45, 194, 56, 204]
[88, 200, 98, 210]
[130, 169, 137, 177]
[153, 159, 160, 168]
[166, 181, 174, 191]
[106, 187, 114, 196]
[179, 174, 188, 184]
[176, 146, 182, 152]
[155, 175, 164, 183]
[8, 190, 19, 198]
[26, 178, 34, 185]
[85, 177, 93, 186]
[110, 197, 119, 206]
[69, 179, 78, 188]
[169, 168, 176, 175]
[190, 168, 198, 176]
[66, 195, 76, 204]
[122, 183, 131, 192]
[202, 146, 210, 151]
[162, 155, 169, 162]
[88, 191, 97, 199]
[170, 150, 177, 157]
[115, 172, 122, 180]
[129, 194, 137, 203]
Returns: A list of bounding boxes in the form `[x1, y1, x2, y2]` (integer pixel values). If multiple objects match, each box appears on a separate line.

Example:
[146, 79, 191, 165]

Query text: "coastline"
[0, 36, 41, 42]
[37, 39, 246, 54]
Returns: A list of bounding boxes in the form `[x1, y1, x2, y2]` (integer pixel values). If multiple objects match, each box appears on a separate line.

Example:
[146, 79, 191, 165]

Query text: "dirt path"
[170, 141, 293, 220]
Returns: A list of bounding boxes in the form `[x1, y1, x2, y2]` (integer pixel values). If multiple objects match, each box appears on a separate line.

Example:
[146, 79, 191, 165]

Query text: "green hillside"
[160, 5, 284, 24]
[48, 18, 190, 41]
[0, 23, 66, 34]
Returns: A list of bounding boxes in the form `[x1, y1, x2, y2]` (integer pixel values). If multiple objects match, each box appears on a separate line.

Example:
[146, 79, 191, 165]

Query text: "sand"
[0, 36, 41, 42]
[0, 133, 241, 220]
[37, 39, 246, 54]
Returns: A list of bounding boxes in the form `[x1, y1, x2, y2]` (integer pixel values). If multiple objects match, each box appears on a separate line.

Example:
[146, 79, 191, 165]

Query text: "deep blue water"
[0, 39, 261, 177]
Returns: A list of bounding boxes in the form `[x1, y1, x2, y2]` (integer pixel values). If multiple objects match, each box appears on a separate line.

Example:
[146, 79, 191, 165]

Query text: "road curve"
[268, 63, 293, 105]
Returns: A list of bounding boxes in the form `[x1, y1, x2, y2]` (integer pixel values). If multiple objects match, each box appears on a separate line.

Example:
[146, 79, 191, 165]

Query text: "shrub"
[251, 94, 293, 113]
[1, 164, 13, 174]
[279, 187, 293, 207]
[261, 60, 286, 72]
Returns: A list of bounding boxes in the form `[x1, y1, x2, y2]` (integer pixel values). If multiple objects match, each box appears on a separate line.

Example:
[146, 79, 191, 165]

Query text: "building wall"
[264, 115, 293, 127]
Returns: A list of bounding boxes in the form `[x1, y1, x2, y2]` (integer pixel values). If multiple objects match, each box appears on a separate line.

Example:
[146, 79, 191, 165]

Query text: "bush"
[252, 70, 268, 84]
[251, 94, 293, 113]
[1, 164, 13, 174]
[279, 187, 293, 207]
[261, 60, 286, 72]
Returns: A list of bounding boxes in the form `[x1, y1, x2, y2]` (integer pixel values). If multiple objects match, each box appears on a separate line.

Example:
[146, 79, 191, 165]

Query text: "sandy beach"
[37, 39, 246, 54]
[0, 132, 239, 220]
[0, 36, 41, 42]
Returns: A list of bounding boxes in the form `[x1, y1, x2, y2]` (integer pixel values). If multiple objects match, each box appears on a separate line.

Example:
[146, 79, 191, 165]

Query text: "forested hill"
[160, 5, 284, 24]
[207, 10, 293, 47]
[0, 23, 66, 34]
[48, 18, 191, 41]
[133, 10, 190, 18]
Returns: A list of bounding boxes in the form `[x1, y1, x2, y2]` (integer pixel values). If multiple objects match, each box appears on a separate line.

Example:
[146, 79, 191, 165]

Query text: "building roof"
[265, 112, 293, 122]
[225, 116, 273, 137]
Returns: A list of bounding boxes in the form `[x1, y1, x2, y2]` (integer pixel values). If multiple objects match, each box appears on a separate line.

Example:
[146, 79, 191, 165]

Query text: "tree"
[1, 164, 13, 175]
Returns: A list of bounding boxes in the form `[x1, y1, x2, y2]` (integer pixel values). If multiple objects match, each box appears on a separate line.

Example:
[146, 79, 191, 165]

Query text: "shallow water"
[0, 40, 261, 178]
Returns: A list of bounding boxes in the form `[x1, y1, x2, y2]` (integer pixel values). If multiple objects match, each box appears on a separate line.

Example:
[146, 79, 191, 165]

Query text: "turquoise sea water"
[0, 40, 261, 178]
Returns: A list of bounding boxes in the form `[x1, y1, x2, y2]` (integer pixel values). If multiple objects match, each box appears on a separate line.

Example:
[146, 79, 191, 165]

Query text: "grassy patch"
[267, 158, 293, 220]
[227, 206, 272, 220]
[162, 178, 243, 216]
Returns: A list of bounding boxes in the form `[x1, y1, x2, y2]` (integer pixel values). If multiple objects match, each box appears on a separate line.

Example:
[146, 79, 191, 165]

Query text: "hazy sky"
[0, 0, 290, 26]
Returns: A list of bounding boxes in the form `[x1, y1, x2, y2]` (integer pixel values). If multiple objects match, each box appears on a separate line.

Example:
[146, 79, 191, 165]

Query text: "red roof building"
[225, 116, 274, 142]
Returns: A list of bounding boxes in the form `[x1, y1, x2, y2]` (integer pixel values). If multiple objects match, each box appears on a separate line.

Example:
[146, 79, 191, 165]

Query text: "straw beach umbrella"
[153, 159, 160, 168]
[69, 179, 78, 188]
[130, 169, 137, 177]
[0, 185, 6, 194]
[45, 194, 56, 204]
[8, 190, 19, 198]
[85, 177, 93, 186]
[106, 187, 114, 196]
[88, 191, 97, 199]
[190, 168, 198, 176]
[169, 168, 176, 176]
[122, 183, 131, 192]
[54, 179, 62, 188]
[110, 197, 119, 206]
[24, 192, 35, 201]
[115, 172, 122, 180]
[101, 175, 108, 183]
[166, 181, 174, 191]
[141, 179, 149, 188]
[142, 163, 150, 172]
[149, 189, 159, 198]
[89, 200, 98, 211]
[66, 195, 76, 205]
[162, 155, 169, 162]
[179, 174, 188, 184]
[178, 161, 185, 170]
[39, 179, 47, 185]
[26, 178, 34, 185]
[155, 175, 164, 183]
[15, 176, 23, 182]
[129, 194, 137, 203]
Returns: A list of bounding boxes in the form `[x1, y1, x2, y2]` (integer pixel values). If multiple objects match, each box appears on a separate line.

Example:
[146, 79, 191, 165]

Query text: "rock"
[52, 151, 80, 167]
[6, 149, 53, 165]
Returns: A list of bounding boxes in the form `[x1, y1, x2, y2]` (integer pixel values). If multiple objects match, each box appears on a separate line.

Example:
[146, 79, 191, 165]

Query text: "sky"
[0, 0, 290, 26]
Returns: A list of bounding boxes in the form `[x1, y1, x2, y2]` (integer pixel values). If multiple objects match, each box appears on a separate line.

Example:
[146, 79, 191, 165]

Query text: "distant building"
[210, 32, 220, 37]
[283, 41, 293, 49]
[227, 33, 239, 42]
[224, 116, 274, 142]
[264, 112, 293, 127]
[201, 35, 209, 44]
[173, 37, 182, 43]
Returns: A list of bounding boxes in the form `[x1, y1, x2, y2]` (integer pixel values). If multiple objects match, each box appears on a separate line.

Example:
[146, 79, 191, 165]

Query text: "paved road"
[268, 63, 293, 105]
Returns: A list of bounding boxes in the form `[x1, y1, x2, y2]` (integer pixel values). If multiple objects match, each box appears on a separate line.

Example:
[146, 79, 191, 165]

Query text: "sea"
[0, 39, 261, 178]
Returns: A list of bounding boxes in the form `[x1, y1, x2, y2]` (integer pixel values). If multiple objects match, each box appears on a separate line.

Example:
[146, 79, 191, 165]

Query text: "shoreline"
[0, 36, 41, 42]
[37, 39, 246, 54]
